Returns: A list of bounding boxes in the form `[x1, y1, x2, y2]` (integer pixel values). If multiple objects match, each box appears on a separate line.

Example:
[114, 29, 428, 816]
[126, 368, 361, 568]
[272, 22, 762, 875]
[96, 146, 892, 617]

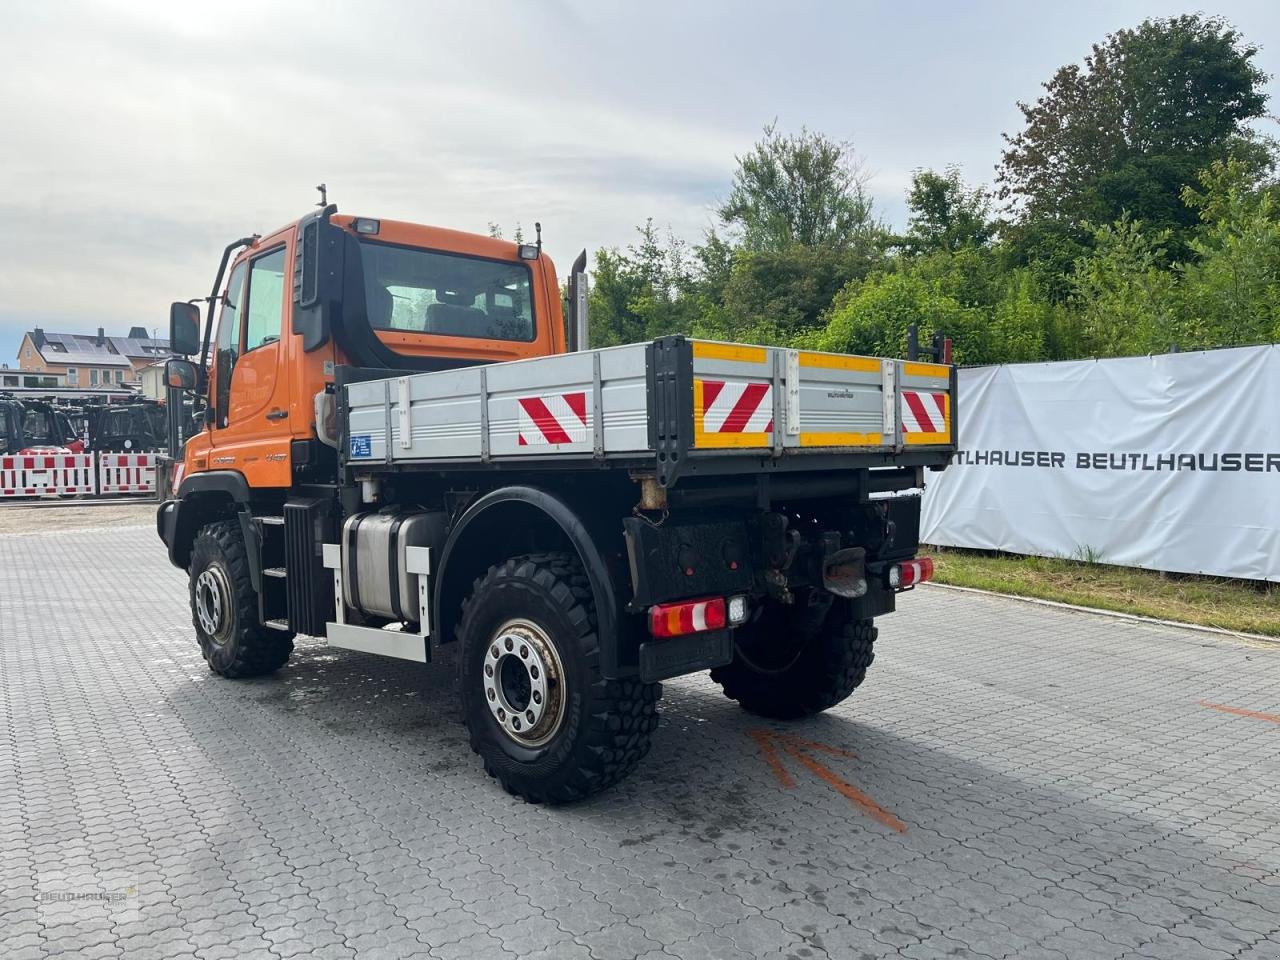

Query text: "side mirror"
[166, 358, 197, 391]
[292, 205, 341, 351]
[169, 302, 201, 356]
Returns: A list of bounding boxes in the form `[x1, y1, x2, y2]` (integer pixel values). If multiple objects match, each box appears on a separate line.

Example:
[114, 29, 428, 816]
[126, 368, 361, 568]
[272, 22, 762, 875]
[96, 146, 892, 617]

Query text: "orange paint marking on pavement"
[750, 728, 796, 788]
[774, 732, 859, 761]
[1200, 700, 1280, 725]
[779, 742, 907, 834]
[749, 728, 905, 833]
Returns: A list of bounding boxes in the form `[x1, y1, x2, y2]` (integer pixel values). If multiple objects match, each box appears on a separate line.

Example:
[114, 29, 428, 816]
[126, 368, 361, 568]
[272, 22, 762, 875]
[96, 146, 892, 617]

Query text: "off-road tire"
[458, 552, 660, 803]
[711, 599, 876, 720]
[189, 520, 294, 678]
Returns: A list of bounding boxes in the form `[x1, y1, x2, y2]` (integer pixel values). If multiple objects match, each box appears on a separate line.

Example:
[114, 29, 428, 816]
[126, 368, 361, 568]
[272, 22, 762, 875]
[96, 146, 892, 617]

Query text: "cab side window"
[244, 248, 287, 352]
[215, 262, 246, 428]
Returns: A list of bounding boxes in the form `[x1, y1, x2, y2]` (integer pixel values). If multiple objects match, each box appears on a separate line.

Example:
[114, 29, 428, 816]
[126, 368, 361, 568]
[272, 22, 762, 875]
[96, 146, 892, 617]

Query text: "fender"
[158, 471, 261, 590]
[434, 485, 629, 677]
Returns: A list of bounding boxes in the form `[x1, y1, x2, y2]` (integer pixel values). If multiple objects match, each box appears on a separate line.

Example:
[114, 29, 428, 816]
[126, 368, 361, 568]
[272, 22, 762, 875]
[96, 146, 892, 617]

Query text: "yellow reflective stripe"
[797, 352, 881, 373]
[903, 361, 950, 378]
[904, 431, 950, 446]
[692, 342, 768, 364]
[694, 431, 771, 449]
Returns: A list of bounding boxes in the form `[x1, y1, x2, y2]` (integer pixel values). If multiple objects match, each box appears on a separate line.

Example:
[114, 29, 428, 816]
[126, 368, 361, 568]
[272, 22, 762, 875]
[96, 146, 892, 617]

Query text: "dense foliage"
[584, 15, 1278, 364]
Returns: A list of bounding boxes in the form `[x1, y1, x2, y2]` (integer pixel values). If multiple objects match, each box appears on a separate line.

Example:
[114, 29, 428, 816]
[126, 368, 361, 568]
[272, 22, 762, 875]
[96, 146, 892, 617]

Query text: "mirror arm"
[197, 236, 255, 376]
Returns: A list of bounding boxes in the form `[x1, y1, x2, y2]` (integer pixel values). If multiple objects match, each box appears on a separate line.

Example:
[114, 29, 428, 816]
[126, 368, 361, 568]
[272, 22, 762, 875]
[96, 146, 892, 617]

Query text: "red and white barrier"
[0, 453, 97, 497]
[0, 451, 160, 498]
[97, 453, 157, 495]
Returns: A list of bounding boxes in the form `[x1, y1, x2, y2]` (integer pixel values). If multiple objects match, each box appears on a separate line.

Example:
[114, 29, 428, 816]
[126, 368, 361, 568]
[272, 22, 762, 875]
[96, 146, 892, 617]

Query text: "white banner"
[920, 344, 1280, 582]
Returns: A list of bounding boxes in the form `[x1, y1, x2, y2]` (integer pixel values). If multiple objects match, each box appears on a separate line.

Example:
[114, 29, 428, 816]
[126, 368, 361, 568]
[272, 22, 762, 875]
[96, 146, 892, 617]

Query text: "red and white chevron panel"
[901, 390, 949, 435]
[699, 380, 774, 434]
[516, 392, 588, 446]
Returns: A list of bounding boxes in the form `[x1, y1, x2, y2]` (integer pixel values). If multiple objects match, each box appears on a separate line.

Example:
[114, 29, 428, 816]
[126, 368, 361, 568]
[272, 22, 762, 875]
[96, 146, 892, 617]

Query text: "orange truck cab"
[156, 202, 954, 803]
[177, 209, 567, 491]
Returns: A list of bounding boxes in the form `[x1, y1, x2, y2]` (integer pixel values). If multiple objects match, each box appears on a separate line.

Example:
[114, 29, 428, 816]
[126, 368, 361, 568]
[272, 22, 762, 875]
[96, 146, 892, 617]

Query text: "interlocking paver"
[0, 523, 1277, 960]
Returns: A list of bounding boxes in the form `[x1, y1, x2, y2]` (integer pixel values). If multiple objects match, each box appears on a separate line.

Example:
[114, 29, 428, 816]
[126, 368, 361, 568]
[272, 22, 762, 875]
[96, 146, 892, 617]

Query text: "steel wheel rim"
[483, 618, 566, 747]
[195, 566, 232, 644]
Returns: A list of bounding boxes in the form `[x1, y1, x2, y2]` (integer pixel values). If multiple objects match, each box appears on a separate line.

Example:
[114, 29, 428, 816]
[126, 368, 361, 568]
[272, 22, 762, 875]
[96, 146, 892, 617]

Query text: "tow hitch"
[823, 546, 868, 598]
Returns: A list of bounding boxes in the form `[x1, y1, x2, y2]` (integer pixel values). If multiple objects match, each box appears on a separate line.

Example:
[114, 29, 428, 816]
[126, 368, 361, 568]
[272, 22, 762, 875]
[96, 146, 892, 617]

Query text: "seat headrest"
[425, 302, 489, 337]
[369, 286, 395, 328]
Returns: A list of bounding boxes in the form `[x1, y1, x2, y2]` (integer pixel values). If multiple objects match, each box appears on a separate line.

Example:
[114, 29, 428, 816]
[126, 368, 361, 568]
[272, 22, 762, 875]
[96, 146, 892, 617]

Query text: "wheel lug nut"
[526, 710, 535, 723]
[512, 717, 522, 730]
[504, 637, 513, 651]
[532, 691, 542, 704]
[487, 689, 495, 701]
[484, 664, 493, 677]
[497, 708, 506, 721]
[490, 645, 499, 659]
[520, 644, 528, 658]
[530, 665, 539, 680]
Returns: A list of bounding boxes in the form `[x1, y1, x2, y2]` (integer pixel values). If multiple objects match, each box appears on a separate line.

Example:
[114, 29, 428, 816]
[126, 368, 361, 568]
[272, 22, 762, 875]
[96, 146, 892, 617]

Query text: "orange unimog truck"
[157, 202, 955, 802]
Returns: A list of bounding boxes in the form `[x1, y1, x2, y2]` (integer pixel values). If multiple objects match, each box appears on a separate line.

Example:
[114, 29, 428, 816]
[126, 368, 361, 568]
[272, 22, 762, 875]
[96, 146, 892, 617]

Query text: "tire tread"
[190, 520, 294, 679]
[711, 613, 876, 720]
[459, 551, 659, 803]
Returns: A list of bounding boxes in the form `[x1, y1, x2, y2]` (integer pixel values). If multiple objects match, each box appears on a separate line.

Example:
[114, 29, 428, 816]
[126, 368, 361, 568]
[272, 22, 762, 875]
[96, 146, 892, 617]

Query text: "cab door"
[209, 242, 293, 487]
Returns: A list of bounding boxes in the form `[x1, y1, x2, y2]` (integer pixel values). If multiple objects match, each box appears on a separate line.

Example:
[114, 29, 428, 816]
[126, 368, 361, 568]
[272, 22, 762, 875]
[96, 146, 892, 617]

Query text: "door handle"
[266, 409, 288, 421]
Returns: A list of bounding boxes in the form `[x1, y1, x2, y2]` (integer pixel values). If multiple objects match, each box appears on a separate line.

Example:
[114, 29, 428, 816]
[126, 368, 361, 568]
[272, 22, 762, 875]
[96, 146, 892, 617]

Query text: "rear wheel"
[458, 552, 660, 803]
[188, 520, 294, 678]
[711, 595, 876, 720]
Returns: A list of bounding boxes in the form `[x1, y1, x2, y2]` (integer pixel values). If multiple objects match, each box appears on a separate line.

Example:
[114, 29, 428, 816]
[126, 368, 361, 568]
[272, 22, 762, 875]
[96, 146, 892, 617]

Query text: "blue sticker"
[349, 434, 372, 458]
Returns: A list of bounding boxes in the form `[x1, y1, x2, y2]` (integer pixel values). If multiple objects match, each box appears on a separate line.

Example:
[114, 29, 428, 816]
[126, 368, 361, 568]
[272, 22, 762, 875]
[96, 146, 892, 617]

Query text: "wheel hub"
[483, 619, 565, 747]
[195, 566, 232, 643]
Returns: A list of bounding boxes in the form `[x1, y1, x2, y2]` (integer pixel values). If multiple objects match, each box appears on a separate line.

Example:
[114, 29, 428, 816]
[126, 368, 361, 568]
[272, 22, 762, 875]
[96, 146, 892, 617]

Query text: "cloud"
[2, 0, 1278, 362]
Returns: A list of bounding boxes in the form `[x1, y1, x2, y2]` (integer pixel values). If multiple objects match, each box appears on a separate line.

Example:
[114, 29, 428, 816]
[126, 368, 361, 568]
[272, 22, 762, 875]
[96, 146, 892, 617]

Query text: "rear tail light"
[889, 557, 934, 589]
[649, 597, 727, 638]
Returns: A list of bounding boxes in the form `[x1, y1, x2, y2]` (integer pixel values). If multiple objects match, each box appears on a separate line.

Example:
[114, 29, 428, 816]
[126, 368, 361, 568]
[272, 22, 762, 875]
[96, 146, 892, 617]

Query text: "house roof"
[24, 329, 170, 367]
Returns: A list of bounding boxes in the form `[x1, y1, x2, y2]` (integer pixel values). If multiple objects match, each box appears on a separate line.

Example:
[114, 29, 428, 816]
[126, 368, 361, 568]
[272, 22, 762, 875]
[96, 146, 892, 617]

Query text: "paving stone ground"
[2, 522, 1278, 960]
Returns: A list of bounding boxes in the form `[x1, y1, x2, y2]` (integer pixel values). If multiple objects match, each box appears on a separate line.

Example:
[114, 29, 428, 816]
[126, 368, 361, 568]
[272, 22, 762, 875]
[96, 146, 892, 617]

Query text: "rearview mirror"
[169, 302, 201, 356]
[165, 358, 197, 391]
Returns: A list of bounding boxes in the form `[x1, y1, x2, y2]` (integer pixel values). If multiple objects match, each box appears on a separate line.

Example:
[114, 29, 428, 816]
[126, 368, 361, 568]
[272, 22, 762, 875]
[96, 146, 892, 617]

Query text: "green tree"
[1177, 159, 1280, 346]
[1068, 217, 1178, 356]
[587, 220, 702, 347]
[718, 122, 881, 253]
[899, 167, 995, 255]
[701, 244, 883, 346]
[998, 15, 1270, 256]
[814, 273, 982, 363]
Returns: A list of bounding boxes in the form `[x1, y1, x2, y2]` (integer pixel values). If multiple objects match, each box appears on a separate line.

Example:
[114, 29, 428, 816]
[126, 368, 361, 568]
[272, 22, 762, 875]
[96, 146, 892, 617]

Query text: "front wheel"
[188, 520, 294, 678]
[711, 596, 877, 720]
[458, 552, 660, 803]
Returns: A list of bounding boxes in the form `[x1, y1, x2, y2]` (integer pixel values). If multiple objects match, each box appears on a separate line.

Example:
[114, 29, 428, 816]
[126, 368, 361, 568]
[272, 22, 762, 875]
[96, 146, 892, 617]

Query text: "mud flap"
[639, 628, 734, 682]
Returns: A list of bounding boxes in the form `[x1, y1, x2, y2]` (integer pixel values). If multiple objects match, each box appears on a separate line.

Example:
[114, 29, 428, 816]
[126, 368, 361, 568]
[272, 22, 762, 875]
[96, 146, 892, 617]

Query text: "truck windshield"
[359, 242, 535, 343]
[22, 408, 56, 447]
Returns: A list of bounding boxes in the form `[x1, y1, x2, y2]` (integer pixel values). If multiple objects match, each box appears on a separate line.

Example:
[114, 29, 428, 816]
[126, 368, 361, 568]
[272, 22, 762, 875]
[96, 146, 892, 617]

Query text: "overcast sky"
[2, 0, 1278, 363]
